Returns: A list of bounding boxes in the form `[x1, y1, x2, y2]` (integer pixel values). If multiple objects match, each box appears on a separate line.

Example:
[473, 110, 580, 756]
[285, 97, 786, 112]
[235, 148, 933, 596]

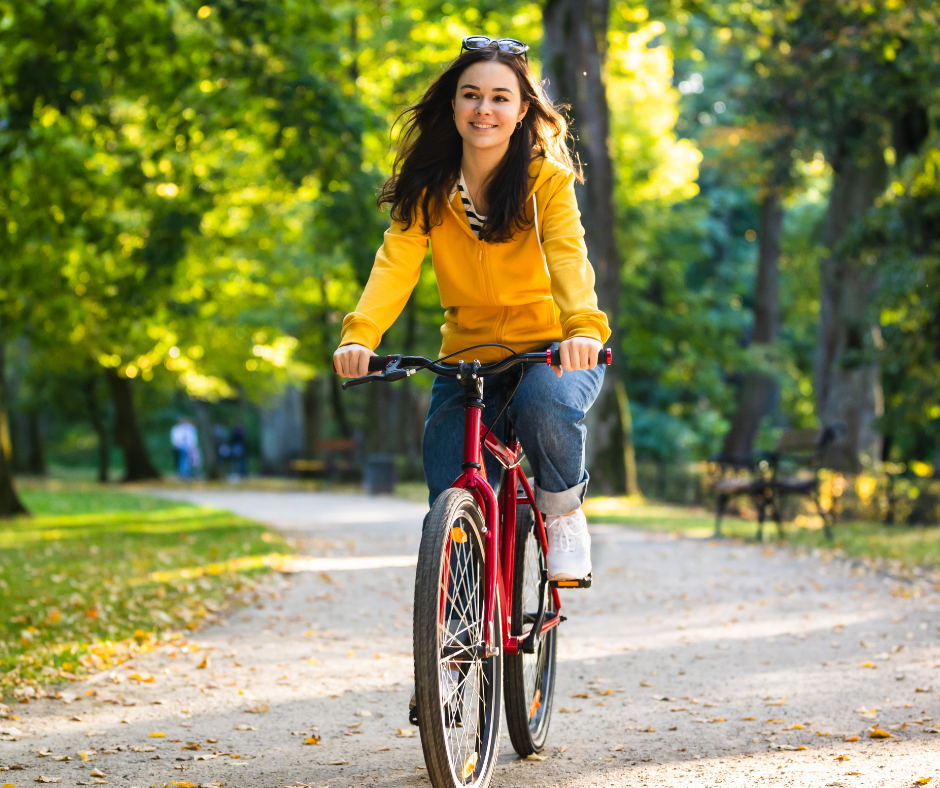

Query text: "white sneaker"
[545, 509, 592, 581]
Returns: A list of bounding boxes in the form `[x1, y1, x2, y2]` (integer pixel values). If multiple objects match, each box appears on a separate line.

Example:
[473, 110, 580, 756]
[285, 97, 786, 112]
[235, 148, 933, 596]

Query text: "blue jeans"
[422, 362, 605, 514]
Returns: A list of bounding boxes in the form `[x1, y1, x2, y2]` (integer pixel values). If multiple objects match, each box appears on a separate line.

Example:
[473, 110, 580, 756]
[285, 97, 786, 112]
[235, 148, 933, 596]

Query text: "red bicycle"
[343, 344, 611, 788]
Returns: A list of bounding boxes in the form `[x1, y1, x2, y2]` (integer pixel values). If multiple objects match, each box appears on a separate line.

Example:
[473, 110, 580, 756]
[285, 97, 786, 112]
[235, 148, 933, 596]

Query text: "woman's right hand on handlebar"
[333, 344, 377, 379]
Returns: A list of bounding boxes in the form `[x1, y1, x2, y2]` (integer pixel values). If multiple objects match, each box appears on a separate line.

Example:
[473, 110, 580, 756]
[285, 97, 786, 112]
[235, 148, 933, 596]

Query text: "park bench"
[289, 438, 357, 480]
[710, 426, 840, 541]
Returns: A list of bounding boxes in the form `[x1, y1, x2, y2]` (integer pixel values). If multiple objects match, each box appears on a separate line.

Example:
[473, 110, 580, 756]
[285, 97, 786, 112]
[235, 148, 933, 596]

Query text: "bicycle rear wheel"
[504, 503, 557, 756]
[413, 488, 502, 788]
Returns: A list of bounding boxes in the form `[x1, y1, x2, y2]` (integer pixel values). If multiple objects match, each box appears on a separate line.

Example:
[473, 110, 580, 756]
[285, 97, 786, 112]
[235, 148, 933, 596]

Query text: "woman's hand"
[552, 337, 604, 378]
[333, 344, 377, 379]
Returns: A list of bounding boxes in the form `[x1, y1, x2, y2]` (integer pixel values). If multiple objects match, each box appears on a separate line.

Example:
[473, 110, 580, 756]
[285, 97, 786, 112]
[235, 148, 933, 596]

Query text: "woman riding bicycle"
[333, 36, 609, 584]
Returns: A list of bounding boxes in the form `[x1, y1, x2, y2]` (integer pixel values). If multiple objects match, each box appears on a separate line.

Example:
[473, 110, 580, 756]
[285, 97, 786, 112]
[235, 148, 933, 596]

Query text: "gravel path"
[2, 490, 939, 788]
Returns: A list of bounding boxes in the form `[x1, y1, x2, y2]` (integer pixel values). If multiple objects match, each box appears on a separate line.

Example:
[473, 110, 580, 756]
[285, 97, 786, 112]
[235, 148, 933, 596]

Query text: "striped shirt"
[456, 170, 487, 239]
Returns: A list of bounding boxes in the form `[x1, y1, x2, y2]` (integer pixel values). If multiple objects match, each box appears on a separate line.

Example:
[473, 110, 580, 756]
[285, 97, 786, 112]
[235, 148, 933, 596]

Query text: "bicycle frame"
[448, 361, 561, 657]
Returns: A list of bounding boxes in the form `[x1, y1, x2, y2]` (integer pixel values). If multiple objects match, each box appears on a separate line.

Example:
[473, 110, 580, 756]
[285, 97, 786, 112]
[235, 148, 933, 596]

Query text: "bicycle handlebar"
[341, 345, 612, 390]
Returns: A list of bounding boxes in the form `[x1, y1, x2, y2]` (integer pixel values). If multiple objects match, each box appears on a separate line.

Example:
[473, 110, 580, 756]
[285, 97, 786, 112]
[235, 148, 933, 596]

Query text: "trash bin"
[364, 453, 396, 495]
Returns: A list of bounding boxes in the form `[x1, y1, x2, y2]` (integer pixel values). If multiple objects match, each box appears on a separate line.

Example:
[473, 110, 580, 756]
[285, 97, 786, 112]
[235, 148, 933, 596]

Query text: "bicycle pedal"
[550, 573, 592, 589]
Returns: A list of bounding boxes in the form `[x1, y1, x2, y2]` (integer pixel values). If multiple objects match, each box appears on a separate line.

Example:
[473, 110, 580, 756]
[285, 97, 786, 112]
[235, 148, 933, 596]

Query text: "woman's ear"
[518, 100, 530, 122]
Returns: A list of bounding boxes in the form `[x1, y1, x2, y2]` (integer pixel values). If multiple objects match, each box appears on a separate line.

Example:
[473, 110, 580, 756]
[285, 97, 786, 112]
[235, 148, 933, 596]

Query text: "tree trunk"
[722, 186, 784, 458]
[106, 368, 161, 481]
[82, 374, 110, 483]
[814, 140, 888, 472]
[330, 374, 352, 439]
[303, 376, 324, 459]
[543, 0, 630, 494]
[192, 399, 220, 480]
[615, 378, 640, 495]
[24, 410, 46, 476]
[0, 342, 28, 516]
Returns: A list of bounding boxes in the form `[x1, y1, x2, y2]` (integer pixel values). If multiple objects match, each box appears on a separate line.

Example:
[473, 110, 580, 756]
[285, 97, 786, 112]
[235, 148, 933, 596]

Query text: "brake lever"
[341, 354, 414, 390]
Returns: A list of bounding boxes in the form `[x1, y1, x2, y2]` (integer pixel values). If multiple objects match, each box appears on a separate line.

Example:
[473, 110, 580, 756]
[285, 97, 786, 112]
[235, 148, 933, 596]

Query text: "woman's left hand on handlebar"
[552, 337, 604, 378]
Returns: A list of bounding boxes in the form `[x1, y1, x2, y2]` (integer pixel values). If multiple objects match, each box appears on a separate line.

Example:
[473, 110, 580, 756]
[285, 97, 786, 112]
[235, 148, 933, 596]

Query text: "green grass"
[583, 495, 940, 569]
[0, 484, 291, 697]
[19, 487, 185, 516]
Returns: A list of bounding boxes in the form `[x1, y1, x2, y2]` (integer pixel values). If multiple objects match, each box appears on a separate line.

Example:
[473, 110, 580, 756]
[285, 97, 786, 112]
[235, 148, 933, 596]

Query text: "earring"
[515, 120, 522, 129]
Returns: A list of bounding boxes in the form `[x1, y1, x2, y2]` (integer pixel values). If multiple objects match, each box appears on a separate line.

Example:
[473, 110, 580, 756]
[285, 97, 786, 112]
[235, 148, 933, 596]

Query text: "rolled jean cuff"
[533, 478, 589, 515]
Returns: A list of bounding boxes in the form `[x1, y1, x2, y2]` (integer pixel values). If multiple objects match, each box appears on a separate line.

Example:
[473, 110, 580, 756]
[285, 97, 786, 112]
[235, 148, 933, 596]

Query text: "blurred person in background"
[170, 418, 200, 479]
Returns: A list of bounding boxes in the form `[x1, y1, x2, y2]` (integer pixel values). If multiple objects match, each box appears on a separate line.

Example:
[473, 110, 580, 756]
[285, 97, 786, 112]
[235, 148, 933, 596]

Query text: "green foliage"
[2, 0, 939, 486]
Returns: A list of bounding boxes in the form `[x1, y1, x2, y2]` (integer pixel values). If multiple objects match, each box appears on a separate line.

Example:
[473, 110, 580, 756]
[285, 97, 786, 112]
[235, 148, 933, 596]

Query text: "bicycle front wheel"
[413, 488, 502, 788]
[504, 503, 557, 756]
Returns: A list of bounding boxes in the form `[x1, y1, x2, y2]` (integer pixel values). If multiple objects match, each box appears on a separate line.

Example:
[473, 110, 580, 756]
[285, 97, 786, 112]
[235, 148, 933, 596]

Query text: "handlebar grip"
[368, 355, 389, 372]
[549, 347, 612, 367]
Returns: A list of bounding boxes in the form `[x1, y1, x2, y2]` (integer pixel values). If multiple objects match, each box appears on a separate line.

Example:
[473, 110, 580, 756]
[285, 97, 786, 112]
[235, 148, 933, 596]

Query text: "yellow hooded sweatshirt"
[339, 154, 611, 363]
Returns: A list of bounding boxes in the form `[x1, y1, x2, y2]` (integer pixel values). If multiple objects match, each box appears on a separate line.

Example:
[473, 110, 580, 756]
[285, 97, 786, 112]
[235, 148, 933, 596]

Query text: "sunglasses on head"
[461, 35, 529, 60]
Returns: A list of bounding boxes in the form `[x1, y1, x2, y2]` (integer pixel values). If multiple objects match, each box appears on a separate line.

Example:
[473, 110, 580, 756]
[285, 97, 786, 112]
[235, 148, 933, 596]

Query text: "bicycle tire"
[413, 488, 503, 788]
[504, 503, 557, 756]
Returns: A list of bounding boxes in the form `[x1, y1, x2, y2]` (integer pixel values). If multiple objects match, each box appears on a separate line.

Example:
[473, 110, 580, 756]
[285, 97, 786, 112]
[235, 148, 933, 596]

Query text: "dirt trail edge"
[2, 490, 939, 788]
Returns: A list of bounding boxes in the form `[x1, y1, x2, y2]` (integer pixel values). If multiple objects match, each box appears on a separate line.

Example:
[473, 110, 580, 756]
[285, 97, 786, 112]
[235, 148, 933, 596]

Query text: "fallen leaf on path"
[556, 745, 569, 753]
[558, 707, 581, 714]
[859, 662, 877, 669]
[52, 756, 71, 762]
[643, 726, 656, 732]
[766, 698, 786, 706]
[915, 779, 932, 785]
[609, 745, 623, 751]
[868, 728, 891, 739]
[569, 692, 589, 699]
[915, 687, 933, 693]
[234, 724, 257, 731]
[835, 755, 850, 761]
[526, 754, 545, 762]
[843, 735, 859, 742]
[130, 746, 155, 753]
[741, 716, 756, 721]
[197, 657, 209, 669]
[766, 719, 785, 724]
[34, 778, 61, 784]
[355, 710, 372, 717]
[397, 727, 414, 737]
[245, 704, 269, 714]
[79, 749, 95, 761]
[88, 770, 105, 778]
[170, 782, 198, 787]
[303, 735, 321, 745]
[327, 760, 349, 766]
[375, 747, 390, 752]
[707, 717, 725, 723]
[793, 724, 805, 730]
[149, 732, 166, 738]
[639, 681, 653, 687]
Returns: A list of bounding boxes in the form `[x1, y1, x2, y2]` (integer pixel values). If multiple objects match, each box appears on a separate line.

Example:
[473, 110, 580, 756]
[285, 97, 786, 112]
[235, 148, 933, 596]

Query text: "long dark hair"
[378, 46, 582, 244]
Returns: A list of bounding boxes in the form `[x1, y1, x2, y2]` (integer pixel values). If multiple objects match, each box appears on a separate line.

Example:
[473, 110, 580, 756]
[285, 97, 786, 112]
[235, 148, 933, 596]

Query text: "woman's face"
[451, 60, 529, 154]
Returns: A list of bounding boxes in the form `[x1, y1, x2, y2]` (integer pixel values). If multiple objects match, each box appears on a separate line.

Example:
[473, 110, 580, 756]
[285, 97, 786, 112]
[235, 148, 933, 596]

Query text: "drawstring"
[532, 193, 549, 276]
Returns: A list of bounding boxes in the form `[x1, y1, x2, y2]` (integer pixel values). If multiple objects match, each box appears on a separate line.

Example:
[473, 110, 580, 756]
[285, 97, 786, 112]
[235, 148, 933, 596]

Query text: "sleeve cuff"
[562, 316, 611, 344]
